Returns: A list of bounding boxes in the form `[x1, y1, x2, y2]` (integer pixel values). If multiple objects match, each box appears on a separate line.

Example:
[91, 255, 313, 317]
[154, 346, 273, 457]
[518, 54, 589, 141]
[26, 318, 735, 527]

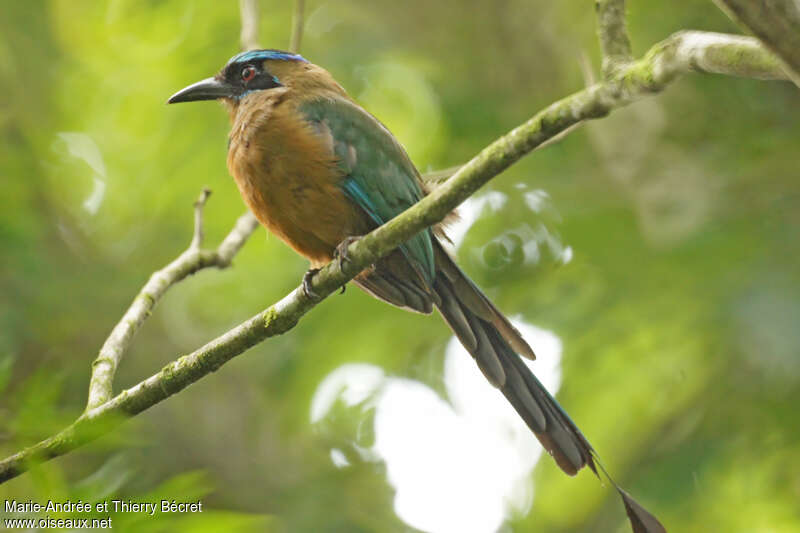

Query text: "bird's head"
[167, 49, 315, 108]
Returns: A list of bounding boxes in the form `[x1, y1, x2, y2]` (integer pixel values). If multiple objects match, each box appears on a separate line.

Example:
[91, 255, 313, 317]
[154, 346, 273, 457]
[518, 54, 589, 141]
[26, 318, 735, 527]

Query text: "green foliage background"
[1, 1, 799, 531]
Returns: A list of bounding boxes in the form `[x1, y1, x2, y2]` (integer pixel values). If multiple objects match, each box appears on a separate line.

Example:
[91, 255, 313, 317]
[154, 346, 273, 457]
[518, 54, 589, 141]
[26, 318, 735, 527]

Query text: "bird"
[168, 47, 594, 474]
[167, 53, 672, 532]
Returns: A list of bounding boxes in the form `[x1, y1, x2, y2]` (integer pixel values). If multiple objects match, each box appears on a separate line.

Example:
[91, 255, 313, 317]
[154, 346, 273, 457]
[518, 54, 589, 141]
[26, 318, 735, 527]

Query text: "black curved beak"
[167, 77, 234, 104]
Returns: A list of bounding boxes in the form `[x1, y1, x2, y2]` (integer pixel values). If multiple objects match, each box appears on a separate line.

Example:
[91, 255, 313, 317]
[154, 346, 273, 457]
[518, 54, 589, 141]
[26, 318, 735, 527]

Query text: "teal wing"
[301, 96, 435, 285]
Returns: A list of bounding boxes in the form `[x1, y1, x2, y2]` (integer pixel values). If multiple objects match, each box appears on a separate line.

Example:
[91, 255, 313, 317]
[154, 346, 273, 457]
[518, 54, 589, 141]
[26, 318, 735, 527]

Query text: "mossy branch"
[714, 0, 800, 88]
[85, 192, 259, 411]
[596, 0, 634, 77]
[0, 29, 791, 484]
[87, 0, 270, 412]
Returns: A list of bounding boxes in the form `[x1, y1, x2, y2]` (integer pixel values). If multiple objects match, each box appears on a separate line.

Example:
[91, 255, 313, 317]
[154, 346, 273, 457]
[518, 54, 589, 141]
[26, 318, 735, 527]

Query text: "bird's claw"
[302, 268, 321, 300]
[334, 236, 361, 295]
[334, 236, 361, 270]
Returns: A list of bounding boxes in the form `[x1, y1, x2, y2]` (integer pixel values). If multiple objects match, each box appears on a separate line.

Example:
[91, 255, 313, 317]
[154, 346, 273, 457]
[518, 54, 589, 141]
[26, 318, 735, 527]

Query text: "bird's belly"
[231, 160, 367, 267]
[226, 98, 372, 267]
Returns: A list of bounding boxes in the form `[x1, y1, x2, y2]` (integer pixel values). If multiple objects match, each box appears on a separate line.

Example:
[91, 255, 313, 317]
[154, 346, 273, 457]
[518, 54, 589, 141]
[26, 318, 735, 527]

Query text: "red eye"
[241, 66, 256, 82]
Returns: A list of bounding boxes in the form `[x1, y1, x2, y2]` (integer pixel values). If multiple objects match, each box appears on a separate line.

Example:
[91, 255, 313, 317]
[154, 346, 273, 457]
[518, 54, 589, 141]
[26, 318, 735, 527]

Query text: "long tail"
[432, 244, 666, 532]
[433, 242, 666, 533]
[432, 243, 594, 476]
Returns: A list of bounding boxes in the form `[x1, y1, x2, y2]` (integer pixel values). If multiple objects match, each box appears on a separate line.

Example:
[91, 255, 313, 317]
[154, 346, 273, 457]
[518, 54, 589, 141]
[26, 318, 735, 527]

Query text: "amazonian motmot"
[168, 49, 665, 531]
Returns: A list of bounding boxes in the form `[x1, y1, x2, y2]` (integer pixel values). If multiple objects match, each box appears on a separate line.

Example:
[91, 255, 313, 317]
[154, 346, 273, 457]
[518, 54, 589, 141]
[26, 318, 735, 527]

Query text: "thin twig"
[240, 0, 261, 51]
[596, 0, 633, 77]
[85, 0, 267, 414]
[84, 191, 259, 411]
[2, 29, 789, 484]
[289, 0, 306, 53]
[216, 212, 260, 267]
[190, 188, 212, 250]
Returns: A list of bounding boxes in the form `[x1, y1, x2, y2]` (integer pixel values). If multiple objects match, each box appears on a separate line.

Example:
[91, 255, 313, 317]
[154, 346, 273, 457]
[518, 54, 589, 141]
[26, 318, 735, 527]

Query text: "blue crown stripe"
[228, 49, 307, 65]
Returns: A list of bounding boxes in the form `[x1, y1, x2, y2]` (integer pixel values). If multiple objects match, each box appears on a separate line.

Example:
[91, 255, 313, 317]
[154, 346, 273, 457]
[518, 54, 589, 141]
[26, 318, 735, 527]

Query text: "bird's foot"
[302, 268, 321, 301]
[334, 236, 361, 269]
[334, 236, 361, 295]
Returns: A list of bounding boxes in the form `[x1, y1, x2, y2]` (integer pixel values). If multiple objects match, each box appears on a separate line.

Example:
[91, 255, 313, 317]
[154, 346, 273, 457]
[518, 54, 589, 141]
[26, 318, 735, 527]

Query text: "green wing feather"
[301, 97, 435, 284]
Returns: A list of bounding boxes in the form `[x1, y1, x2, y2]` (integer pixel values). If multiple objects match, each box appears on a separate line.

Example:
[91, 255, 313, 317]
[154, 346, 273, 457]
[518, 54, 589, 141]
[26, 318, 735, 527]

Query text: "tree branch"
[0, 29, 789, 484]
[596, 0, 633, 77]
[85, 190, 259, 411]
[637, 30, 789, 82]
[190, 188, 212, 250]
[239, 0, 261, 51]
[289, 0, 306, 53]
[84, 0, 269, 415]
[215, 212, 261, 266]
[713, 0, 800, 88]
